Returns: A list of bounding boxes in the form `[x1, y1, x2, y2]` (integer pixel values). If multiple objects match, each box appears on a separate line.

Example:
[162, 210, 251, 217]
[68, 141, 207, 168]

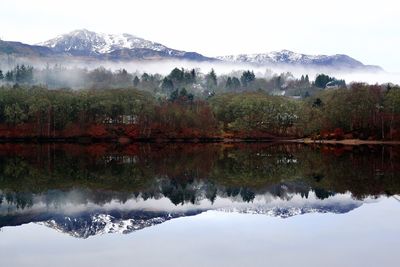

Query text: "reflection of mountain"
[0, 188, 366, 238]
[40, 211, 202, 238]
[39, 201, 361, 238]
[220, 203, 362, 218]
[0, 210, 193, 238]
[0, 143, 398, 238]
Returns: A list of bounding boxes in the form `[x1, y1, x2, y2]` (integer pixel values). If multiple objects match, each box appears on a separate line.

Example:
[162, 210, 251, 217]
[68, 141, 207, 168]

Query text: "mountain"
[36, 29, 213, 61]
[0, 40, 58, 57]
[0, 30, 382, 71]
[39, 29, 180, 56]
[218, 50, 383, 71]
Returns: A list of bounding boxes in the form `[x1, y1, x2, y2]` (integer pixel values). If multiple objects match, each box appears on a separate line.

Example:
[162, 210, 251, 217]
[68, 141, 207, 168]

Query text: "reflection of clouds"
[0, 189, 379, 217]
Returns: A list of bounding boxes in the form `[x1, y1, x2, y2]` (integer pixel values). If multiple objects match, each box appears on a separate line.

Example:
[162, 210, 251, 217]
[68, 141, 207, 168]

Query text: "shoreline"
[0, 137, 400, 145]
[288, 138, 400, 145]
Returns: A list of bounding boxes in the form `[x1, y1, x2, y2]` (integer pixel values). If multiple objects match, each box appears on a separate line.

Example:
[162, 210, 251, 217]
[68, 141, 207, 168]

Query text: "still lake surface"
[0, 143, 399, 266]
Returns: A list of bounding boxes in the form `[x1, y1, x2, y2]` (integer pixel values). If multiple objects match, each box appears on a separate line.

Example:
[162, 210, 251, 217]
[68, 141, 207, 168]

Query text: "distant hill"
[0, 40, 57, 57]
[218, 50, 383, 71]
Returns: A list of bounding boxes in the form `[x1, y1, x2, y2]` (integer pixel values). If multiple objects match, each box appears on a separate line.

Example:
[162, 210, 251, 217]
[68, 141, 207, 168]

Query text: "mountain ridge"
[217, 49, 382, 71]
[0, 29, 383, 71]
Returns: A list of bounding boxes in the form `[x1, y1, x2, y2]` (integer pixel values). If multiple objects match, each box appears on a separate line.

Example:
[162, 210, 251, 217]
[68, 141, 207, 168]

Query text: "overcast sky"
[1, 0, 399, 71]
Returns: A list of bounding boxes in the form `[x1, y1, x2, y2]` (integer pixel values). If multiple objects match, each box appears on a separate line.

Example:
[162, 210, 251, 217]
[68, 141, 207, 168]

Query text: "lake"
[0, 143, 399, 267]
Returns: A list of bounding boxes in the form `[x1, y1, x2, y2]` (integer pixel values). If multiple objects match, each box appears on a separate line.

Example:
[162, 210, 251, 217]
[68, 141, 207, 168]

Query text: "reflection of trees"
[300, 145, 400, 199]
[2, 192, 33, 209]
[0, 143, 400, 209]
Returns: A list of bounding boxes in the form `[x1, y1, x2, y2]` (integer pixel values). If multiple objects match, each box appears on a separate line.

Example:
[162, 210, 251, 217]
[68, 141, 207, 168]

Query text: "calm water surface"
[0, 143, 399, 266]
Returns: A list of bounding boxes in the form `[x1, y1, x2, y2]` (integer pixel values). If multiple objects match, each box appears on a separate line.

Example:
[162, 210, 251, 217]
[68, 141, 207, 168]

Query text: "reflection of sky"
[0, 190, 375, 216]
[0, 197, 399, 267]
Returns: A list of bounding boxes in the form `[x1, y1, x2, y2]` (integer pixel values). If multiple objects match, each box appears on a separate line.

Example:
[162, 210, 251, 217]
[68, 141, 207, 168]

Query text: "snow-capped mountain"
[0, 30, 382, 70]
[218, 50, 382, 71]
[37, 29, 212, 61]
[38, 29, 181, 55]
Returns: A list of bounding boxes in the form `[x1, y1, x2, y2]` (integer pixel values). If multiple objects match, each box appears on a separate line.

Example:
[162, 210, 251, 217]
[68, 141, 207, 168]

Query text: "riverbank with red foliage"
[1, 123, 400, 145]
[0, 122, 292, 143]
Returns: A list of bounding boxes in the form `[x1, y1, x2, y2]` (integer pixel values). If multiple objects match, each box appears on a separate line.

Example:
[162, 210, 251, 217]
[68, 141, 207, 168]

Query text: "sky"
[1, 0, 399, 71]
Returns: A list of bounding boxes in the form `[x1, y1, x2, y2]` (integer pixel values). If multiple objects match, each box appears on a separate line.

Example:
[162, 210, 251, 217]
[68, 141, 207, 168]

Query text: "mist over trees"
[0, 64, 345, 99]
[2, 65, 33, 84]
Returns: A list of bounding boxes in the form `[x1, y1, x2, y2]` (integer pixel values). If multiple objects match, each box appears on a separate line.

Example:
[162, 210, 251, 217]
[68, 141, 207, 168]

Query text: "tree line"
[0, 65, 347, 99]
[0, 80, 399, 140]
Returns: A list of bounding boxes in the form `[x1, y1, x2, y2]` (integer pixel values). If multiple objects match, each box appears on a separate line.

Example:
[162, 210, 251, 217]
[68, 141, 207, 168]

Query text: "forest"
[0, 65, 400, 141]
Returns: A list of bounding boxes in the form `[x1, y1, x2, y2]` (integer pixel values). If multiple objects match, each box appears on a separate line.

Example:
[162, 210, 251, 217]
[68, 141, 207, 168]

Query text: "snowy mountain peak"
[38, 29, 183, 56]
[216, 49, 380, 70]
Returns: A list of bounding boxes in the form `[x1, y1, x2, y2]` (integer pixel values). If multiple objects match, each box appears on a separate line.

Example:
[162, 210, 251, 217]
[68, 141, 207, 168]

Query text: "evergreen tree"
[240, 70, 255, 87]
[19, 65, 27, 82]
[183, 71, 195, 84]
[115, 69, 130, 84]
[315, 74, 333, 88]
[275, 76, 282, 89]
[5, 71, 13, 82]
[141, 73, 150, 82]
[231, 77, 241, 89]
[180, 88, 188, 98]
[133, 76, 140, 87]
[161, 77, 174, 91]
[225, 77, 233, 89]
[15, 65, 22, 82]
[206, 69, 217, 89]
[168, 68, 184, 83]
[190, 69, 196, 80]
[0, 70, 3, 80]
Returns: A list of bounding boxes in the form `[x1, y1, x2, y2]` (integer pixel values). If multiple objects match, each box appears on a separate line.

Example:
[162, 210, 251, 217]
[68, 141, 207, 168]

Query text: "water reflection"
[0, 143, 399, 238]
